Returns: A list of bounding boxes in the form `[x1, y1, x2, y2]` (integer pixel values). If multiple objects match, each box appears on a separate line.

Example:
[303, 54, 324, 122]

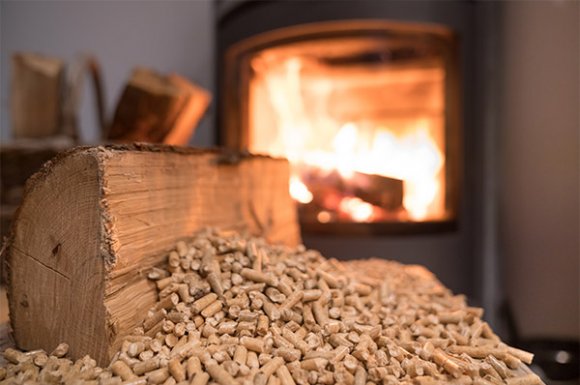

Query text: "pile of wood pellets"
[0, 229, 544, 385]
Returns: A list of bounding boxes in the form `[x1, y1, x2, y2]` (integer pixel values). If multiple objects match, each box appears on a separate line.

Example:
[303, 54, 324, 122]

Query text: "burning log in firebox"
[298, 167, 404, 222]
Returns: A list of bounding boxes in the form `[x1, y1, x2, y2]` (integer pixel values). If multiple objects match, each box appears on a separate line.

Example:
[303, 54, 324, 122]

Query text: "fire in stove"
[224, 21, 459, 230]
[281, 119, 444, 223]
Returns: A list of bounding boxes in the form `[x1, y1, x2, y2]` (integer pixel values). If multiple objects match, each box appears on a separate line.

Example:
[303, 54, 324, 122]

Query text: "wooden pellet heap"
[0, 229, 544, 385]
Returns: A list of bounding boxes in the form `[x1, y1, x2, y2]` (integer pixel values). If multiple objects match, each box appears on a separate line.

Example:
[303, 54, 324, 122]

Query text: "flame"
[332, 122, 358, 178]
[366, 125, 443, 220]
[299, 122, 443, 220]
[250, 54, 446, 222]
[289, 176, 313, 204]
[339, 197, 375, 222]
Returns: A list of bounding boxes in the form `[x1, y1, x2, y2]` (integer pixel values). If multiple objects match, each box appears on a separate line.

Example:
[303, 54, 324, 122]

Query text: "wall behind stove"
[0, 1, 215, 146]
[499, 1, 579, 339]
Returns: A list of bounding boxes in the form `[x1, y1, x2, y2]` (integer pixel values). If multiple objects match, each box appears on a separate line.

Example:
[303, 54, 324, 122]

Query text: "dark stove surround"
[217, 0, 497, 320]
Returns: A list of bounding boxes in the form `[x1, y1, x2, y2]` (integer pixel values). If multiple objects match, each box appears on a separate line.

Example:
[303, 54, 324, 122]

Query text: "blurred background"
[1, 1, 578, 383]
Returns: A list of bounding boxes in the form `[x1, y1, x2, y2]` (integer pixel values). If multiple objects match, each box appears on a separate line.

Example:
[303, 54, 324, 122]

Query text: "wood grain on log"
[3, 145, 299, 365]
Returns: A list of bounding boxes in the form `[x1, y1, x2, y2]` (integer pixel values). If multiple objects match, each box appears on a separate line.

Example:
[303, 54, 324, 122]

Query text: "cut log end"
[6, 149, 107, 363]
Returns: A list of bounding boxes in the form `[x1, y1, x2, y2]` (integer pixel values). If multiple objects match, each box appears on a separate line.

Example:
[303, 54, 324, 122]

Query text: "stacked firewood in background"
[1, 52, 211, 242]
[9, 52, 210, 144]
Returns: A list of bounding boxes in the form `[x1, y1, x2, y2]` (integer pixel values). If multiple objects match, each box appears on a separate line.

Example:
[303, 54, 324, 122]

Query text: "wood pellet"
[0, 229, 544, 385]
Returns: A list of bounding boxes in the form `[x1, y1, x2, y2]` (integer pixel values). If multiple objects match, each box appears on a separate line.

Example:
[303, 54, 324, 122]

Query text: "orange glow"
[317, 211, 332, 223]
[339, 197, 375, 222]
[249, 46, 447, 222]
[289, 176, 313, 204]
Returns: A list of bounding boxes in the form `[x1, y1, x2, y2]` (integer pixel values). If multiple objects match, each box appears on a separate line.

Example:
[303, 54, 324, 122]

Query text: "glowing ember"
[339, 196, 375, 222]
[317, 211, 332, 223]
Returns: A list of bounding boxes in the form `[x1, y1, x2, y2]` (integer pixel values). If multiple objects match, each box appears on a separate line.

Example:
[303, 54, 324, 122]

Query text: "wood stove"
[218, 0, 486, 302]
[221, 19, 460, 235]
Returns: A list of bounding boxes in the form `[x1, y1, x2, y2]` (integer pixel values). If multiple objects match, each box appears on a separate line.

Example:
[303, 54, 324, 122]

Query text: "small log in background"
[107, 69, 210, 144]
[10, 53, 64, 138]
[3, 145, 299, 365]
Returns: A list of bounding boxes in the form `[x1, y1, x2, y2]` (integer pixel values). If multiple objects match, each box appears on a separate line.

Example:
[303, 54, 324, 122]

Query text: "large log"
[3, 145, 299, 365]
